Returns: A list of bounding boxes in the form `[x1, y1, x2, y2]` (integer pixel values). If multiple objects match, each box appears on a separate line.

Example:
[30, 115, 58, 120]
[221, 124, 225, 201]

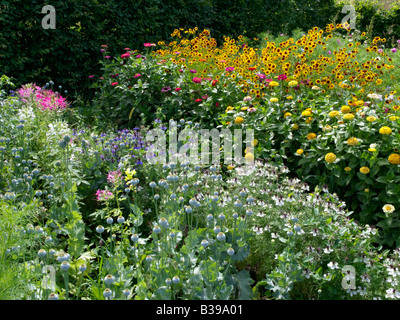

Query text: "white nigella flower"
[360, 273, 370, 283]
[346, 288, 357, 297]
[252, 226, 263, 235]
[385, 288, 400, 299]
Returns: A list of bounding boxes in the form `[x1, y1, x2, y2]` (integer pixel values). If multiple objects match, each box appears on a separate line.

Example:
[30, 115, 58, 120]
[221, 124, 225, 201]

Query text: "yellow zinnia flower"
[322, 125, 332, 132]
[325, 153, 337, 163]
[245, 152, 254, 162]
[341, 106, 351, 114]
[366, 116, 377, 122]
[388, 153, 400, 164]
[359, 167, 370, 174]
[296, 149, 304, 155]
[329, 110, 339, 118]
[284, 112, 292, 118]
[343, 113, 355, 121]
[379, 126, 392, 135]
[270, 97, 279, 103]
[302, 110, 312, 117]
[235, 117, 244, 125]
[288, 80, 298, 87]
[291, 124, 299, 131]
[251, 139, 258, 147]
[307, 133, 316, 140]
[347, 137, 359, 146]
[269, 81, 279, 87]
[344, 167, 352, 171]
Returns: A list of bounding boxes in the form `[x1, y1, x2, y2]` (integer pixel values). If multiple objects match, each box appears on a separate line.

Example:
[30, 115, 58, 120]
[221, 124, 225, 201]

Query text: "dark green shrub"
[0, 0, 338, 104]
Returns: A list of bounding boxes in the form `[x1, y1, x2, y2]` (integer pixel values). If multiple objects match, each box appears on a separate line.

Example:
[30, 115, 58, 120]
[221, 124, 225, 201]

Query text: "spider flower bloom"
[96, 190, 113, 201]
[107, 170, 122, 186]
[17, 84, 69, 111]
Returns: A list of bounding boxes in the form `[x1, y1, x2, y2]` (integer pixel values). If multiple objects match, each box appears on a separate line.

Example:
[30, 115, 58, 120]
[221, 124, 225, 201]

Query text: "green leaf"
[234, 269, 254, 300]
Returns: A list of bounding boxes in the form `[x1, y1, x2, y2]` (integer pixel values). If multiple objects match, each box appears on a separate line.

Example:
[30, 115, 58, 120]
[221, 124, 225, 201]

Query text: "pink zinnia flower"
[111, 82, 118, 86]
[104, 56, 111, 59]
[195, 98, 202, 102]
[391, 48, 397, 53]
[134, 74, 141, 78]
[225, 67, 234, 72]
[88, 75, 95, 78]
[192, 77, 202, 84]
[121, 53, 130, 59]
[190, 69, 197, 73]
[143, 43, 152, 47]
[175, 87, 182, 92]
[277, 74, 287, 81]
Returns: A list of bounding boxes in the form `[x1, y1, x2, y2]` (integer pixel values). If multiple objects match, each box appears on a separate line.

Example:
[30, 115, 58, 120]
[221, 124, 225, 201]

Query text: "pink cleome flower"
[17, 83, 69, 111]
[96, 189, 113, 201]
[107, 170, 122, 186]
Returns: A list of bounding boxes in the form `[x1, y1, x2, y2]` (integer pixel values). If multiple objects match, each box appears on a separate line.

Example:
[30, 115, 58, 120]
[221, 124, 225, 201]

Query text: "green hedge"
[334, 0, 400, 44]
[0, 0, 337, 102]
